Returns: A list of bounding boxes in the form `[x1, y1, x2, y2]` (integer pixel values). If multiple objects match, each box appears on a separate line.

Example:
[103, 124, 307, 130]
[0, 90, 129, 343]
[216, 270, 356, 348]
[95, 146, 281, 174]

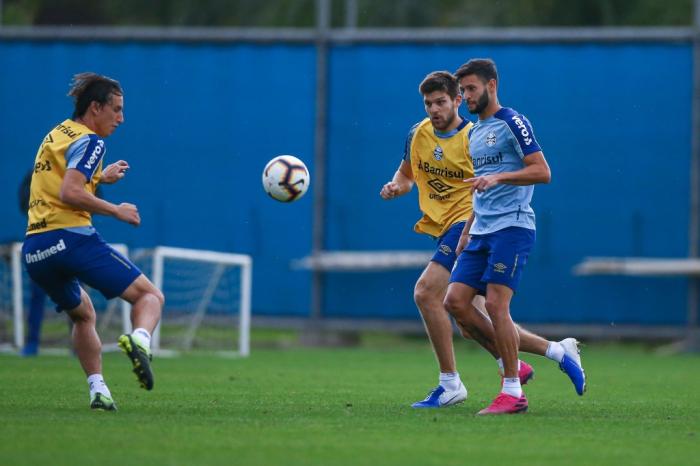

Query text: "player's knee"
[413, 281, 429, 308]
[151, 288, 165, 308]
[443, 292, 464, 316]
[67, 303, 96, 325]
[484, 297, 508, 318]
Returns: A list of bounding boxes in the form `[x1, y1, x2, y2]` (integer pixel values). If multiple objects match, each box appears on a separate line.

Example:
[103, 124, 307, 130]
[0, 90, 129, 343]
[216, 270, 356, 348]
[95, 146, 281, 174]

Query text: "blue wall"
[0, 40, 692, 324]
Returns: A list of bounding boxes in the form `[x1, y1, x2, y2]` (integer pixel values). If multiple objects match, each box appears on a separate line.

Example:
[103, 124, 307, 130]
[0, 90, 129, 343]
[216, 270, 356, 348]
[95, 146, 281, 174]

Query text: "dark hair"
[454, 58, 498, 84]
[68, 72, 123, 119]
[419, 71, 460, 100]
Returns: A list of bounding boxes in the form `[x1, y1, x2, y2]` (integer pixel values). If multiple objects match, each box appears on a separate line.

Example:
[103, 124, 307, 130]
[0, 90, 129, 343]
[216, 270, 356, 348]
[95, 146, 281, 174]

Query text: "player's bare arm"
[60, 168, 140, 226]
[465, 151, 551, 192]
[380, 160, 414, 199]
[100, 160, 130, 184]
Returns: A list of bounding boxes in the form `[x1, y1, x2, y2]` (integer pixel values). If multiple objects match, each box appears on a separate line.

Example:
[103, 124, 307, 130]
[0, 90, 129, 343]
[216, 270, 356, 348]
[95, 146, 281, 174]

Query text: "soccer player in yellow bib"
[381, 71, 581, 408]
[22, 73, 164, 411]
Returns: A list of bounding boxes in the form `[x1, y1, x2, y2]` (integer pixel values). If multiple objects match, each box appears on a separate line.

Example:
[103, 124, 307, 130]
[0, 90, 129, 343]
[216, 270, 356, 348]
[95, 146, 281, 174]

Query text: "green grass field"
[1, 335, 699, 466]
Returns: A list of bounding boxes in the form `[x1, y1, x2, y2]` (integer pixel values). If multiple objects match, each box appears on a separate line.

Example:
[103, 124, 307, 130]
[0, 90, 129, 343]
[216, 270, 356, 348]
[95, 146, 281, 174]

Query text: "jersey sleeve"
[65, 134, 107, 181]
[505, 113, 542, 158]
[401, 122, 421, 162]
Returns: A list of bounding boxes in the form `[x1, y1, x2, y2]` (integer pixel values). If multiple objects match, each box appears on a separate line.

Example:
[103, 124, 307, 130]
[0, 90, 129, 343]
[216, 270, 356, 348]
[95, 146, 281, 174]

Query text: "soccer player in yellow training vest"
[380, 71, 585, 408]
[22, 73, 164, 411]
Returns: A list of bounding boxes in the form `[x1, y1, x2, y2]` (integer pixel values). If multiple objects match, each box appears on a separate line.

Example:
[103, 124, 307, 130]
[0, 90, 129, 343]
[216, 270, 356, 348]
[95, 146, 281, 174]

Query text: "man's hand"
[464, 174, 501, 193]
[101, 160, 130, 184]
[380, 181, 401, 200]
[115, 202, 140, 226]
[456, 233, 470, 256]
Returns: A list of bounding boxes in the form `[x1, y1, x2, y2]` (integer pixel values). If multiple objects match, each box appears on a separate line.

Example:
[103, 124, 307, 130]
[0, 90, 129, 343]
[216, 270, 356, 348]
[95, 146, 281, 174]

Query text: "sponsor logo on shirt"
[417, 161, 464, 179]
[511, 116, 533, 146]
[24, 239, 66, 263]
[27, 218, 48, 232]
[472, 153, 504, 169]
[55, 123, 82, 139]
[85, 140, 105, 170]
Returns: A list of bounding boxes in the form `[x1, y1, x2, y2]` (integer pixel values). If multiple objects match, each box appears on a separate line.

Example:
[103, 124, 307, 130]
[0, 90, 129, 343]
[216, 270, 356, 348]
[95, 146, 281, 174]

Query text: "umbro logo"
[494, 262, 507, 273]
[439, 244, 452, 255]
[427, 178, 452, 193]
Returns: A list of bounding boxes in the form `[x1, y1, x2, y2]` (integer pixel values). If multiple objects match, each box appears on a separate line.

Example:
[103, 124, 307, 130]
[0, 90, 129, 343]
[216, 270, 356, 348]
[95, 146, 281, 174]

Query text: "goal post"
[149, 246, 252, 357]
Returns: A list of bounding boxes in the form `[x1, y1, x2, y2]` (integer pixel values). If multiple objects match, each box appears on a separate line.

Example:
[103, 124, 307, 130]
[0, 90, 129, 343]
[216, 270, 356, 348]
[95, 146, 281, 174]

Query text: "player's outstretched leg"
[119, 275, 163, 391]
[546, 337, 586, 395]
[118, 332, 154, 390]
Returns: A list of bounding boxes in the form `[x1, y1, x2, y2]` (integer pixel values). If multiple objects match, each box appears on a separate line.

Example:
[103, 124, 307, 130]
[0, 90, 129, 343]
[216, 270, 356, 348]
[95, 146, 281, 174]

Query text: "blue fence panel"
[0, 39, 692, 325]
[324, 43, 692, 325]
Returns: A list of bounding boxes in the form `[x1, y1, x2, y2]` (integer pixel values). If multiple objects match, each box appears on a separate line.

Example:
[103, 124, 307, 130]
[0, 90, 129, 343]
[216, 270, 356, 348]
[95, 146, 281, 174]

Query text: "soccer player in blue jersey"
[445, 58, 586, 414]
[22, 72, 164, 411]
[382, 71, 584, 409]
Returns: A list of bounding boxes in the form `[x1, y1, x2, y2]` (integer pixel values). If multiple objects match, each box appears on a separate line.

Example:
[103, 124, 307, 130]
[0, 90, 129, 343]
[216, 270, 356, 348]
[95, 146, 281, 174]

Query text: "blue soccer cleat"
[411, 383, 467, 408]
[558, 338, 586, 395]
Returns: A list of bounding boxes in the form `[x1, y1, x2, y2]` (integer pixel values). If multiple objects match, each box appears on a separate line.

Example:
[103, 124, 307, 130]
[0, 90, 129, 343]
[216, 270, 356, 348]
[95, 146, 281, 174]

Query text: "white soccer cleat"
[411, 383, 468, 408]
[558, 338, 586, 395]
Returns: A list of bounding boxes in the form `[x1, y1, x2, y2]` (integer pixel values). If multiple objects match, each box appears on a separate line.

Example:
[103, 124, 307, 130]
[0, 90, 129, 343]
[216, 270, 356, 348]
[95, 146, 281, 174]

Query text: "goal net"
[0, 244, 252, 357]
[134, 246, 252, 356]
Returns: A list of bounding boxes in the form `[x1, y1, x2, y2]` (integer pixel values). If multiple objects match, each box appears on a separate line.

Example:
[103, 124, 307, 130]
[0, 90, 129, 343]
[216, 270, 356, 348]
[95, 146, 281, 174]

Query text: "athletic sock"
[545, 341, 565, 363]
[132, 328, 152, 350]
[439, 372, 462, 391]
[87, 374, 111, 398]
[502, 377, 522, 398]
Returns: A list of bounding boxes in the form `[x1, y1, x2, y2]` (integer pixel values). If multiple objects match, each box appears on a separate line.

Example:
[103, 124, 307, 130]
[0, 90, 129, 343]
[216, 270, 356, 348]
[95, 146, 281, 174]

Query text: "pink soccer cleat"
[500, 360, 534, 386]
[477, 392, 528, 415]
[519, 360, 534, 385]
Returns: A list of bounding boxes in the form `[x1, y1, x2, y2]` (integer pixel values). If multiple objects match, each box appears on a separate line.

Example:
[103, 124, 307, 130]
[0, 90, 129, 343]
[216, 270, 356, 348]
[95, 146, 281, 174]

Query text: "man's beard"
[434, 110, 457, 131]
[469, 90, 489, 114]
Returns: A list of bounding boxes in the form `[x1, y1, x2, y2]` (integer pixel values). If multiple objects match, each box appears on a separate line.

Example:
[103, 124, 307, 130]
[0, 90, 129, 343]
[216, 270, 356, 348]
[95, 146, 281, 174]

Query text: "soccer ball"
[262, 155, 310, 202]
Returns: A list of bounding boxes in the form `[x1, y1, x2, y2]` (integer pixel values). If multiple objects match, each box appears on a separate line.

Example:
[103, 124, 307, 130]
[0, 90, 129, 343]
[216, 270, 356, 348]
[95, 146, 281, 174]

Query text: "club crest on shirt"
[433, 144, 443, 161]
[486, 132, 497, 147]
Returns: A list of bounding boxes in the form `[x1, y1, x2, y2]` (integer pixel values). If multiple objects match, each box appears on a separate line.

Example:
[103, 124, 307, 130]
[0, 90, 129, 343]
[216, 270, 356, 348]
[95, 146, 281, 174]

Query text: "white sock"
[439, 372, 462, 391]
[545, 341, 565, 363]
[496, 358, 521, 373]
[502, 377, 522, 398]
[132, 328, 152, 349]
[87, 374, 111, 398]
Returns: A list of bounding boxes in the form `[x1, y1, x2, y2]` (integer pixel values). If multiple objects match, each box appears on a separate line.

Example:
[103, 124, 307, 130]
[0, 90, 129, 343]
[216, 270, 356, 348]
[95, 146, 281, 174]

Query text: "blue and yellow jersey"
[26, 119, 106, 235]
[403, 117, 474, 237]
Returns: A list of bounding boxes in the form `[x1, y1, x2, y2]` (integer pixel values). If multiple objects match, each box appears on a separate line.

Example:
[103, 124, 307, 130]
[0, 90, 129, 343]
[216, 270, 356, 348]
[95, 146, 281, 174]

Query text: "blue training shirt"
[468, 107, 542, 235]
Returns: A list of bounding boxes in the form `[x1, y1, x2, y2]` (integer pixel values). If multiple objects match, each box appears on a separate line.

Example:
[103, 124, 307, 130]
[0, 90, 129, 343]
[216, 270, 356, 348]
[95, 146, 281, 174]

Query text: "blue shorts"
[449, 226, 535, 293]
[22, 229, 141, 312]
[430, 222, 466, 271]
